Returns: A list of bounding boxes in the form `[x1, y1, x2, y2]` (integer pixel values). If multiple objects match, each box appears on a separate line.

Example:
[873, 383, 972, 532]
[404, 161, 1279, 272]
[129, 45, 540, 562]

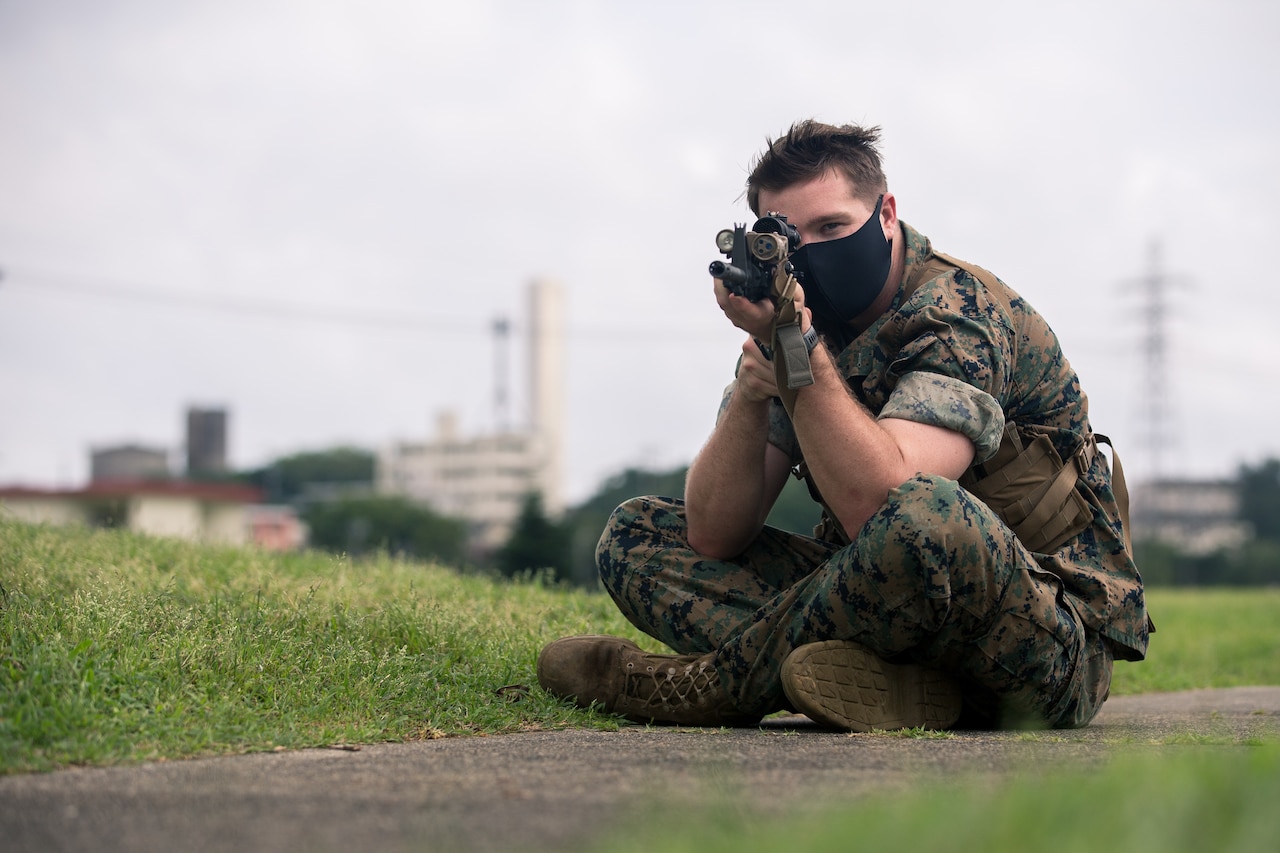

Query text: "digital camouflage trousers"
[596, 474, 1112, 728]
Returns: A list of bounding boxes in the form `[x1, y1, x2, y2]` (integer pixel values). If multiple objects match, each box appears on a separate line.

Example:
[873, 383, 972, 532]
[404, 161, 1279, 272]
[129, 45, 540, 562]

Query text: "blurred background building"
[377, 279, 564, 557]
[90, 443, 170, 481]
[0, 479, 262, 545]
[186, 407, 228, 476]
[1129, 479, 1250, 555]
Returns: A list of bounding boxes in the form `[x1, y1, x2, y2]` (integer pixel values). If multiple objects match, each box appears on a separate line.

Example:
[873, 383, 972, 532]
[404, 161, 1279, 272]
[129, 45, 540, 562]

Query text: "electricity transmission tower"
[492, 316, 511, 432]
[1132, 240, 1187, 483]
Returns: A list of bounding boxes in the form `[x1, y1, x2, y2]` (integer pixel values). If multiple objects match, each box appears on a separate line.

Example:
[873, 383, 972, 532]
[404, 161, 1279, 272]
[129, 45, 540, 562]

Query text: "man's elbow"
[687, 523, 749, 561]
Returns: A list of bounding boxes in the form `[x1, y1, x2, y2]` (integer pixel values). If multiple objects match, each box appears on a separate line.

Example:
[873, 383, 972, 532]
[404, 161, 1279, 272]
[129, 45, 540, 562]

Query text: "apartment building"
[377, 279, 564, 556]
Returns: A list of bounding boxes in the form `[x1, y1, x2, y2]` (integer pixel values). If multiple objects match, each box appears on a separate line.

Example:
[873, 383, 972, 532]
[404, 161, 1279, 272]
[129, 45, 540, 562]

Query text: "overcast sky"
[2, 0, 1277, 503]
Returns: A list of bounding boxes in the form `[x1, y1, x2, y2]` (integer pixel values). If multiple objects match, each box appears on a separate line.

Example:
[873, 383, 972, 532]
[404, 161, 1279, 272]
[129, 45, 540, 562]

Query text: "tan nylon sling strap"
[1096, 433, 1132, 553]
[767, 258, 813, 411]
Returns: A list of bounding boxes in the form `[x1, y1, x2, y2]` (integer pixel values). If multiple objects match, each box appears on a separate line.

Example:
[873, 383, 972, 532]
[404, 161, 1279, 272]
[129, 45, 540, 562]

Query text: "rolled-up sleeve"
[878, 370, 1005, 462]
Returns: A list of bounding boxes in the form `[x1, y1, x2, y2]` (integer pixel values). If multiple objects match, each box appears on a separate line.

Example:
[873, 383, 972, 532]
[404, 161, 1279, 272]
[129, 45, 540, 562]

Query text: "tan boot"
[536, 635, 761, 726]
[781, 641, 962, 732]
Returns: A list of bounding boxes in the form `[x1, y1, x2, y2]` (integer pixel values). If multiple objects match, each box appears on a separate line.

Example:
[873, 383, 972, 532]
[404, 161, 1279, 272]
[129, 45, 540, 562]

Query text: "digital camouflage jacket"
[734, 222, 1150, 660]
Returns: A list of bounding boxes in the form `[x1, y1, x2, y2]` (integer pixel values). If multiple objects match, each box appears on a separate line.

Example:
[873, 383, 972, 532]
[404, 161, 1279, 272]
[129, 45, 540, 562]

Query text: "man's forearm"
[789, 345, 906, 533]
[790, 344, 975, 535]
[685, 389, 777, 559]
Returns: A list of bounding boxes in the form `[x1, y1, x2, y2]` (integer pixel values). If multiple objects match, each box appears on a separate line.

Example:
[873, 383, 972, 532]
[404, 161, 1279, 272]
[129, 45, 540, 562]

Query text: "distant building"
[91, 443, 171, 481]
[186, 407, 228, 476]
[246, 505, 308, 551]
[378, 415, 555, 556]
[0, 480, 263, 546]
[1129, 478, 1251, 554]
[377, 279, 564, 557]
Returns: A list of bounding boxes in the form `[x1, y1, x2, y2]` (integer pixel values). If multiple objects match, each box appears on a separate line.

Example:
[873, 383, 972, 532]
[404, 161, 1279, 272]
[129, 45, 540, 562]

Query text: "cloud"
[1, 0, 1278, 497]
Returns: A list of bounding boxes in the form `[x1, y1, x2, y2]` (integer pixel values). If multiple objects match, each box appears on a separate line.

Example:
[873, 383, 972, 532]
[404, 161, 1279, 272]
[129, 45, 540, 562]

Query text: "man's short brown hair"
[746, 120, 888, 215]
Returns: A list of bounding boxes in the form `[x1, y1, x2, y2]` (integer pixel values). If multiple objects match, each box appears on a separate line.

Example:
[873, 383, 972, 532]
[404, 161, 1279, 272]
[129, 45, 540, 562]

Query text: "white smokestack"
[529, 278, 564, 515]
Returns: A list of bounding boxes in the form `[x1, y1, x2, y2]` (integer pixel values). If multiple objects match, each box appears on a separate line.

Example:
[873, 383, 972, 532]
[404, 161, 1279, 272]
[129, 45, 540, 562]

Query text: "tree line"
[233, 449, 1280, 587]
[1135, 458, 1280, 586]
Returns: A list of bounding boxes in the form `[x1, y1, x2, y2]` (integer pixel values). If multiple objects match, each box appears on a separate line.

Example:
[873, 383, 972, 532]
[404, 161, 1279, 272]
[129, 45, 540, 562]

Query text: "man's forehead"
[759, 170, 867, 215]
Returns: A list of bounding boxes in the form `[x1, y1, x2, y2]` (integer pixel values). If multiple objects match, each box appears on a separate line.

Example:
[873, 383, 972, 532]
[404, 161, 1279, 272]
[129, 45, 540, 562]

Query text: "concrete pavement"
[2, 687, 1277, 853]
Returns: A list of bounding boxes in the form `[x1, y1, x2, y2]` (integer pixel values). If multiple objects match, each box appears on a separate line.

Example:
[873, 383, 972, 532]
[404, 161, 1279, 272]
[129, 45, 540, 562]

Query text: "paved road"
[3, 687, 1277, 853]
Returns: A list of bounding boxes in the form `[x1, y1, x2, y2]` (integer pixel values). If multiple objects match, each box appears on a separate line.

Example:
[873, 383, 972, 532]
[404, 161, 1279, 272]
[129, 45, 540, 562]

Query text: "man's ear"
[879, 191, 897, 240]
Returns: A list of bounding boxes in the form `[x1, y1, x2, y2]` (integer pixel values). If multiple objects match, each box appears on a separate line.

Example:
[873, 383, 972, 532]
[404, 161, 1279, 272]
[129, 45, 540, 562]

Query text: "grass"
[1112, 586, 1280, 693]
[1, 517, 1277, 776]
[0, 518, 648, 773]
[587, 584, 1280, 853]
[591, 743, 1280, 853]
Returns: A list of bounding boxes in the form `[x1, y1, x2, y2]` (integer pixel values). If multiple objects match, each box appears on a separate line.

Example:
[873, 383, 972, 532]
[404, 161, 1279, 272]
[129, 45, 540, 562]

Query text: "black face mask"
[790, 194, 892, 332]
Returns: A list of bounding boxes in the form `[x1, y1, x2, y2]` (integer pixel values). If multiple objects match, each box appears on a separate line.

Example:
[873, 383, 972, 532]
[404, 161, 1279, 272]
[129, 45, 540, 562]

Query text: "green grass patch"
[592, 743, 1280, 853]
[2, 518, 1277, 774]
[1111, 587, 1280, 694]
[0, 518, 648, 773]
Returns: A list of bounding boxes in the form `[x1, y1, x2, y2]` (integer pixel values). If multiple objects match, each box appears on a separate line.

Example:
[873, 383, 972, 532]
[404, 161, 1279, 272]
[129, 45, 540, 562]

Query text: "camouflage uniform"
[597, 223, 1150, 728]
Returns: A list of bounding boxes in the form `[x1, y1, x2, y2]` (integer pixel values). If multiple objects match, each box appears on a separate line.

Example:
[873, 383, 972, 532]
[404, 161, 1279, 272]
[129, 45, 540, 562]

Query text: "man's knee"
[595, 495, 687, 591]
[881, 474, 976, 531]
[834, 473, 1020, 653]
[859, 474, 1009, 592]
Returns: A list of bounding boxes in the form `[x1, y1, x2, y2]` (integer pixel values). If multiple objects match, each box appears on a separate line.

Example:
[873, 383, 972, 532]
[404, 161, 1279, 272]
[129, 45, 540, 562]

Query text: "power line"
[1, 265, 476, 332]
[0, 264, 732, 343]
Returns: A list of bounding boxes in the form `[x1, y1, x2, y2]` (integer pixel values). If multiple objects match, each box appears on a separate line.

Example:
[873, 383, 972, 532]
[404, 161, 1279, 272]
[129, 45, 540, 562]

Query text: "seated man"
[538, 120, 1150, 731]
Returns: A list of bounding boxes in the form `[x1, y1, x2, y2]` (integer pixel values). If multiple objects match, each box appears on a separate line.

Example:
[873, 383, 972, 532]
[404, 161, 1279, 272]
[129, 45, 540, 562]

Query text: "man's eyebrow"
[809, 211, 854, 226]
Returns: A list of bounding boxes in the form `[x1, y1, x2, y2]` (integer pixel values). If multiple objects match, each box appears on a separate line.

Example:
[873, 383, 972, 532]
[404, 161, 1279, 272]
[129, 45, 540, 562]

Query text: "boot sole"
[781, 641, 962, 732]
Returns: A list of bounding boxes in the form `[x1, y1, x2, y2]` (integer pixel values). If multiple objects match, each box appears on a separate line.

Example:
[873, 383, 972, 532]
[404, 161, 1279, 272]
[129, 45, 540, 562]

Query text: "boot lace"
[623, 656, 720, 713]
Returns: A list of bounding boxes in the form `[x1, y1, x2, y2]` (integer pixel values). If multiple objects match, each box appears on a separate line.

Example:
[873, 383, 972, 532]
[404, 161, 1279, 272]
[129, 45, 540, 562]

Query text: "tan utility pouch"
[959, 423, 1095, 553]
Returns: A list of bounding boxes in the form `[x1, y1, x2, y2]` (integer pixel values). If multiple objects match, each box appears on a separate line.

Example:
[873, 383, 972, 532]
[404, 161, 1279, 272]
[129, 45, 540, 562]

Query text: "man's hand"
[712, 274, 813, 344]
[734, 337, 779, 402]
[713, 276, 776, 341]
